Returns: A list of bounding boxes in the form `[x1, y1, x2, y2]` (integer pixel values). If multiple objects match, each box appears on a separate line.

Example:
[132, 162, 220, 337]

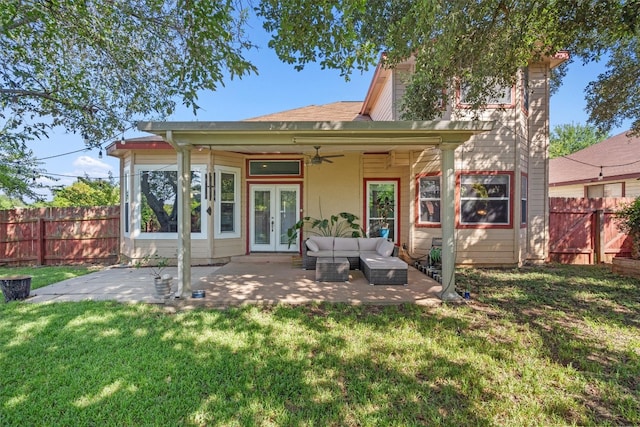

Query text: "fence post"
[595, 209, 605, 264]
[37, 217, 45, 266]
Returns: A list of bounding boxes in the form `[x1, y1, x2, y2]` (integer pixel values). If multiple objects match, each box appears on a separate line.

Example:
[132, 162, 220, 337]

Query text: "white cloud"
[71, 155, 114, 178]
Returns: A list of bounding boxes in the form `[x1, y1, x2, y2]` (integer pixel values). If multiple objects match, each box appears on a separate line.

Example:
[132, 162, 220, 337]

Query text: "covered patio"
[131, 120, 494, 302]
[26, 255, 444, 307]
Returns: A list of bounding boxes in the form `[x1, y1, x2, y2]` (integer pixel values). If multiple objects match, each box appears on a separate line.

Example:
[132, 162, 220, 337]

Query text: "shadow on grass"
[2, 264, 638, 425]
[457, 264, 640, 425]
[1, 301, 490, 426]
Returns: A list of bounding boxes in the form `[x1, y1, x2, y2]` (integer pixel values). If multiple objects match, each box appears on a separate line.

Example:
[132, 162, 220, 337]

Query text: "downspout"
[165, 130, 192, 298]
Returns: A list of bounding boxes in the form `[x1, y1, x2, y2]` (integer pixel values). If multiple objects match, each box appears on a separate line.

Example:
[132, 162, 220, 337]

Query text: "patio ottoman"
[360, 255, 408, 286]
[315, 257, 350, 282]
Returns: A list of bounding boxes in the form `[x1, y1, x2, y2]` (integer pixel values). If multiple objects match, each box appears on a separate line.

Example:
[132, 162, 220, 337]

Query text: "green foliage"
[0, 144, 49, 202]
[133, 252, 169, 278]
[287, 211, 364, 248]
[0, 194, 25, 209]
[616, 196, 640, 235]
[49, 174, 119, 207]
[1, 0, 256, 199]
[549, 123, 610, 158]
[258, 0, 640, 133]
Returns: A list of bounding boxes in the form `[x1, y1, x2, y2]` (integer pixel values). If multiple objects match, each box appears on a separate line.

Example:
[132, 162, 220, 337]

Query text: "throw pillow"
[306, 239, 320, 252]
[376, 240, 395, 257]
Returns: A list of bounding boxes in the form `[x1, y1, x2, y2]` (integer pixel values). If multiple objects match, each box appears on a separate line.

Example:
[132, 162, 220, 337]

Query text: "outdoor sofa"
[302, 236, 408, 285]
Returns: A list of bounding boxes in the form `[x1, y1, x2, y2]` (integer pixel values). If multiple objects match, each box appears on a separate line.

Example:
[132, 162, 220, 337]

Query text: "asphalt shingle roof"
[549, 131, 640, 185]
[243, 101, 371, 122]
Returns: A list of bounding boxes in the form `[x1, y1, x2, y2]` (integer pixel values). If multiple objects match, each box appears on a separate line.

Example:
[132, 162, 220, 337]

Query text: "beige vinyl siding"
[369, 74, 394, 121]
[455, 229, 516, 265]
[303, 153, 361, 218]
[393, 66, 411, 120]
[363, 154, 410, 245]
[212, 151, 245, 260]
[624, 179, 640, 197]
[526, 62, 550, 262]
[458, 127, 517, 170]
[549, 184, 585, 198]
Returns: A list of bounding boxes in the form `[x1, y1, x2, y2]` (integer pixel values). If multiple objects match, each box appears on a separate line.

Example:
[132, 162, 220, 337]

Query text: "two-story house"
[107, 53, 568, 297]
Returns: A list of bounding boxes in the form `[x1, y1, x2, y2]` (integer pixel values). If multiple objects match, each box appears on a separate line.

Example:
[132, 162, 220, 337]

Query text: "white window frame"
[366, 180, 398, 242]
[417, 175, 441, 225]
[214, 165, 241, 239]
[123, 171, 130, 236]
[133, 164, 207, 240]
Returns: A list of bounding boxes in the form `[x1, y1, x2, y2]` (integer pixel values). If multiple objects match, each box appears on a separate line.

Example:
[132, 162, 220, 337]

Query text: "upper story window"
[459, 173, 510, 225]
[417, 174, 441, 225]
[458, 80, 514, 107]
[134, 164, 206, 239]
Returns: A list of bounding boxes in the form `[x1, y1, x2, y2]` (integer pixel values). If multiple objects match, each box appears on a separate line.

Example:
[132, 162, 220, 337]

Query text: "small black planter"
[0, 275, 32, 302]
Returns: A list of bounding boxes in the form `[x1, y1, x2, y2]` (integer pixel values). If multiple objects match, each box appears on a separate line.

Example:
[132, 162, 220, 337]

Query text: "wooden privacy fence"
[549, 198, 633, 264]
[0, 206, 120, 266]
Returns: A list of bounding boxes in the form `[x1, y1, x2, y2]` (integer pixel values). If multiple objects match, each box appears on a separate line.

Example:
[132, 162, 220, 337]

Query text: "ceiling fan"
[308, 146, 344, 165]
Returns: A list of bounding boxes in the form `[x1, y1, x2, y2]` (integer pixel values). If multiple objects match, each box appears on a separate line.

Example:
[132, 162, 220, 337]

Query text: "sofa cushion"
[305, 239, 319, 252]
[307, 250, 333, 257]
[358, 237, 380, 251]
[309, 236, 334, 250]
[334, 237, 359, 251]
[376, 240, 395, 257]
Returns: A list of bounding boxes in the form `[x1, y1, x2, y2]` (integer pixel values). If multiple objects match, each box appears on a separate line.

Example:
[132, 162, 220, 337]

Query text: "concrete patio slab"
[24, 254, 443, 308]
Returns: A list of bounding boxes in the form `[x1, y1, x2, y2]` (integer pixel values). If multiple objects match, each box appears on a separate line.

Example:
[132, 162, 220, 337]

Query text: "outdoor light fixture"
[98, 148, 103, 159]
[598, 166, 603, 181]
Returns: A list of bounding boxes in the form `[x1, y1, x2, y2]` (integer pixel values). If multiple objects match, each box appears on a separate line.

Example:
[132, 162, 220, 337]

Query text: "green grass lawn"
[1, 264, 638, 425]
[0, 265, 98, 291]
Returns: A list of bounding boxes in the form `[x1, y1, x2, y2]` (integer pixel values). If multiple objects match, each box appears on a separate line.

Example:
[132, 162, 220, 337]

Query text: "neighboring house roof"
[244, 101, 371, 122]
[549, 131, 640, 186]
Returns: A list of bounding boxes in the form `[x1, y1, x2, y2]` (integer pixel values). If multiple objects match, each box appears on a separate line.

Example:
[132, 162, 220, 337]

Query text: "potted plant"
[375, 196, 393, 238]
[287, 211, 364, 248]
[616, 196, 640, 260]
[134, 253, 173, 298]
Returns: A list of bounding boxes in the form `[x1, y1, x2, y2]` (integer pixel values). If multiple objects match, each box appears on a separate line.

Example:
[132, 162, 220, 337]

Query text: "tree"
[257, 0, 640, 133]
[1, 0, 257, 200]
[549, 123, 610, 158]
[0, 145, 49, 202]
[50, 174, 119, 207]
[0, 194, 25, 209]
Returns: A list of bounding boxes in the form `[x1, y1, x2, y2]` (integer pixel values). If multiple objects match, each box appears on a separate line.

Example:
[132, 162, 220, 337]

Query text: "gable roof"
[550, 131, 640, 186]
[244, 101, 371, 122]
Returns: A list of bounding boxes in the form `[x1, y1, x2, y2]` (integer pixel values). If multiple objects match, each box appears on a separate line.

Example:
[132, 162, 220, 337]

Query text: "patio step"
[231, 253, 294, 264]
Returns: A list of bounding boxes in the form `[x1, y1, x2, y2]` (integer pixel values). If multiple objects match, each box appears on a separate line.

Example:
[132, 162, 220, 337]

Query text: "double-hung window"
[417, 175, 441, 225]
[214, 165, 240, 239]
[459, 173, 510, 225]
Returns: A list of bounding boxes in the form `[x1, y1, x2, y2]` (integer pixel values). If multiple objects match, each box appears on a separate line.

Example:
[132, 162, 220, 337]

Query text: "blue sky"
[28, 44, 631, 199]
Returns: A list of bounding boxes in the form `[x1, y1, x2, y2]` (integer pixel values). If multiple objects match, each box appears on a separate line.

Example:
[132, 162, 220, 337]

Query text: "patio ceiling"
[136, 120, 495, 154]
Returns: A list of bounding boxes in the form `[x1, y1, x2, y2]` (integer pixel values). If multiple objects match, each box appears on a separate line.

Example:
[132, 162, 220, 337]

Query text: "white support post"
[439, 143, 461, 301]
[176, 147, 192, 298]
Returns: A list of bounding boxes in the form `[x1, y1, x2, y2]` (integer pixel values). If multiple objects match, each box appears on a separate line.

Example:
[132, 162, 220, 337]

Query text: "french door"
[249, 184, 300, 252]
